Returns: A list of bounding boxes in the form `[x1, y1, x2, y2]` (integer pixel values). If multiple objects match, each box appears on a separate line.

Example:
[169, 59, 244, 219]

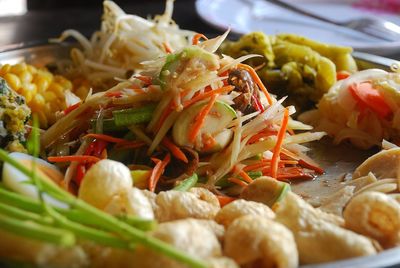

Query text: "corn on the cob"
[0, 62, 88, 129]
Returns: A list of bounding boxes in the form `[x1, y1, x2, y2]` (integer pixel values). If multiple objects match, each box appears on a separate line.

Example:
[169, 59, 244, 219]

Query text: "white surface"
[195, 0, 400, 55]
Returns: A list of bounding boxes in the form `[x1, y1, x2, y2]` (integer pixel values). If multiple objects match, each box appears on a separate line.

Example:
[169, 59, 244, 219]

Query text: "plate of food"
[1, 1, 400, 268]
[195, 0, 400, 56]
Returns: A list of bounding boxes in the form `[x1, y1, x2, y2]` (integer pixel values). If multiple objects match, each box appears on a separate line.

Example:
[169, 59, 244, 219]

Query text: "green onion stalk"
[0, 116, 207, 268]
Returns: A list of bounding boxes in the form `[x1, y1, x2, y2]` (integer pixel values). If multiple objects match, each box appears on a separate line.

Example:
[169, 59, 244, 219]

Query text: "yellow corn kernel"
[31, 94, 46, 110]
[18, 70, 33, 84]
[0, 64, 11, 76]
[27, 65, 37, 74]
[54, 75, 72, 90]
[48, 83, 65, 99]
[10, 63, 27, 74]
[35, 76, 50, 93]
[37, 69, 53, 81]
[24, 91, 33, 103]
[43, 91, 57, 102]
[3, 73, 21, 90]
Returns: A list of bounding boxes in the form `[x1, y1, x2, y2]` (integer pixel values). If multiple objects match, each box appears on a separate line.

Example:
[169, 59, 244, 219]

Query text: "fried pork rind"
[353, 148, 400, 180]
[155, 188, 220, 222]
[78, 159, 132, 209]
[275, 192, 377, 264]
[240, 176, 286, 207]
[132, 218, 222, 268]
[224, 215, 298, 268]
[344, 191, 400, 248]
[215, 199, 275, 228]
[104, 187, 155, 219]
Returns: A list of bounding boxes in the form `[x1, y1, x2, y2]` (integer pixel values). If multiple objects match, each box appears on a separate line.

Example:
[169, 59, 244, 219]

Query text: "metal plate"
[0, 43, 399, 268]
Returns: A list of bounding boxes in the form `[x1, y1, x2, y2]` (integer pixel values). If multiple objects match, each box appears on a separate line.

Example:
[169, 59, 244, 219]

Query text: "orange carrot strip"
[114, 141, 147, 150]
[155, 99, 175, 131]
[246, 130, 277, 144]
[238, 169, 253, 184]
[188, 94, 218, 143]
[182, 86, 234, 109]
[271, 108, 290, 178]
[162, 42, 173, 53]
[135, 75, 152, 85]
[48, 155, 101, 163]
[227, 177, 248, 187]
[243, 162, 269, 172]
[238, 63, 273, 105]
[216, 195, 236, 207]
[148, 153, 171, 192]
[192, 33, 208, 45]
[162, 137, 188, 163]
[85, 133, 128, 144]
[105, 91, 123, 98]
[280, 148, 300, 161]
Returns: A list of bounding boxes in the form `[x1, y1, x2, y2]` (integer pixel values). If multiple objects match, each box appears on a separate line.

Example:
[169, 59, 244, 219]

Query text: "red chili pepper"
[92, 140, 108, 157]
[251, 94, 264, 112]
[76, 164, 86, 186]
[64, 103, 81, 115]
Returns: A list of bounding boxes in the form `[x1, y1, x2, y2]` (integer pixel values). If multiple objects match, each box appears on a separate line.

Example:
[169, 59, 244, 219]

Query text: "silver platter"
[0, 42, 399, 268]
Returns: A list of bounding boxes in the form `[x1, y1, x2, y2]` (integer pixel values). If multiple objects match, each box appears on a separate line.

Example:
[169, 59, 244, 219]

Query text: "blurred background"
[0, 0, 399, 55]
[0, 0, 212, 48]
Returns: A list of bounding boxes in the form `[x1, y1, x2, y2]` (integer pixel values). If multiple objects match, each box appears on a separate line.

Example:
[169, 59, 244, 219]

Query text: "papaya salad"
[2, 1, 400, 268]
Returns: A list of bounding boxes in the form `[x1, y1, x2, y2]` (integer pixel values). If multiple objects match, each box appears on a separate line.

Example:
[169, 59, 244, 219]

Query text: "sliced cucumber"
[159, 46, 219, 90]
[172, 100, 236, 153]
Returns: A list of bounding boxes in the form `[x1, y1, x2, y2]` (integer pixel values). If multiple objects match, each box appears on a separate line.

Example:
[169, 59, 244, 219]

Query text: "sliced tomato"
[348, 82, 392, 119]
[336, 70, 351, 81]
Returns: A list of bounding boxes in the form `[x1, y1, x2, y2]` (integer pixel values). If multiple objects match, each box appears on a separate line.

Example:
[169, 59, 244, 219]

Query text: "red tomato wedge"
[348, 82, 392, 118]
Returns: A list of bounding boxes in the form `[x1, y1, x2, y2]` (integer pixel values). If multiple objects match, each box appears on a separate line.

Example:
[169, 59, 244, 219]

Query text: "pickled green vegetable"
[221, 32, 358, 113]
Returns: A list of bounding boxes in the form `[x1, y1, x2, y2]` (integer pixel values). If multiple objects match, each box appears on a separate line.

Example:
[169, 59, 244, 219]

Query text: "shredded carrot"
[182, 86, 234, 109]
[105, 91, 123, 98]
[280, 148, 300, 161]
[192, 33, 208, 45]
[148, 153, 171, 192]
[162, 42, 173, 53]
[216, 195, 236, 207]
[188, 94, 218, 143]
[238, 63, 273, 105]
[246, 130, 277, 144]
[48, 155, 101, 163]
[227, 177, 248, 187]
[135, 75, 153, 85]
[298, 158, 324, 174]
[85, 133, 135, 144]
[162, 137, 188, 163]
[64, 103, 81, 115]
[238, 169, 253, 184]
[114, 141, 146, 150]
[243, 162, 269, 172]
[155, 99, 175, 131]
[271, 108, 290, 178]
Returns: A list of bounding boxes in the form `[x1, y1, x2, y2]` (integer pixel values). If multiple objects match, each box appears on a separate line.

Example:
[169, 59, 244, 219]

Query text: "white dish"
[195, 0, 400, 56]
